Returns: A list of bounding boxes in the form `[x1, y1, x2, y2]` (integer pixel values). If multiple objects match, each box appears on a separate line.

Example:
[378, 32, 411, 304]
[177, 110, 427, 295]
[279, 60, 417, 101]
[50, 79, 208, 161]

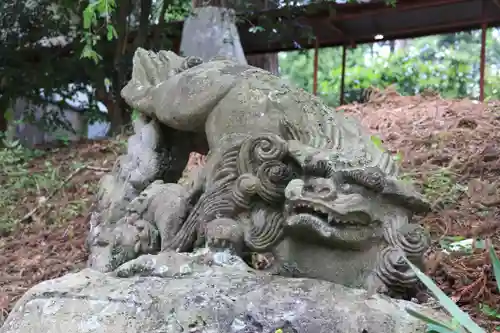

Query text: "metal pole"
[313, 38, 319, 96]
[479, 23, 487, 102]
[340, 44, 347, 105]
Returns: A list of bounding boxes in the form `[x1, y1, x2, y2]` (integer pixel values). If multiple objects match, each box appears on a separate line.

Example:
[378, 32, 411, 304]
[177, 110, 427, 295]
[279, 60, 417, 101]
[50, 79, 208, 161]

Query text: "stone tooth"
[314, 205, 325, 214]
[328, 213, 335, 224]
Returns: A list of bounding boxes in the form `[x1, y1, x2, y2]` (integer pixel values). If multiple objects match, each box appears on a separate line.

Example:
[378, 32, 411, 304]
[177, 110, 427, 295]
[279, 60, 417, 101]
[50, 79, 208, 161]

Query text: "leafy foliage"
[0, 138, 46, 232]
[0, 0, 108, 135]
[81, 0, 117, 64]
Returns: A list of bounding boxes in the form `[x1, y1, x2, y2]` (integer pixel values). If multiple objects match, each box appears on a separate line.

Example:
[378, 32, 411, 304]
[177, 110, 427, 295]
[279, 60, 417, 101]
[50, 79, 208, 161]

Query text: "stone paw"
[205, 218, 244, 254]
[250, 252, 274, 270]
[208, 238, 233, 250]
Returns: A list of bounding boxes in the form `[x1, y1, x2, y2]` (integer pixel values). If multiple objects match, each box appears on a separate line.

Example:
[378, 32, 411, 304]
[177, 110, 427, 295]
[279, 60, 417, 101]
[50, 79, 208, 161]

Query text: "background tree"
[244, 0, 280, 75]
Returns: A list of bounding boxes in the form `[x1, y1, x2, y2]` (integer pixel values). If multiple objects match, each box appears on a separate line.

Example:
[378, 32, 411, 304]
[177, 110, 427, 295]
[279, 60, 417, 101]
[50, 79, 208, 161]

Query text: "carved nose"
[303, 182, 336, 200]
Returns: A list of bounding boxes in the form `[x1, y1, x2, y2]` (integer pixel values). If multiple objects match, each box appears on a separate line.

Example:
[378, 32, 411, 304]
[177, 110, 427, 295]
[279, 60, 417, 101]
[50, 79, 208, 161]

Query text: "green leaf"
[83, 5, 96, 29]
[405, 307, 454, 330]
[131, 109, 141, 121]
[426, 323, 459, 333]
[444, 236, 466, 242]
[106, 26, 113, 41]
[474, 239, 486, 249]
[405, 259, 486, 333]
[90, 52, 102, 64]
[489, 245, 500, 292]
[479, 303, 500, 318]
[370, 135, 384, 150]
[393, 151, 403, 162]
[96, 0, 108, 14]
[80, 44, 102, 64]
[80, 44, 93, 59]
[106, 24, 118, 41]
[4, 108, 14, 122]
[248, 26, 265, 33]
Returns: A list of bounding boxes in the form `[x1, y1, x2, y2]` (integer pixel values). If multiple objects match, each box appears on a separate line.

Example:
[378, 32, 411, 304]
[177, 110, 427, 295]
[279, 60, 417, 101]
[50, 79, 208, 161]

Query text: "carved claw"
[250, 252, 274, 270]
[205, 218, 244, 255]
[114, 251, 194, 279]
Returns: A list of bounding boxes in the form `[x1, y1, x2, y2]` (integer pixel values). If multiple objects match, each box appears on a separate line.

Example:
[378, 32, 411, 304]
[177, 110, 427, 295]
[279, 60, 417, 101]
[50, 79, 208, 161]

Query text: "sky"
[63, 86, 110, 139]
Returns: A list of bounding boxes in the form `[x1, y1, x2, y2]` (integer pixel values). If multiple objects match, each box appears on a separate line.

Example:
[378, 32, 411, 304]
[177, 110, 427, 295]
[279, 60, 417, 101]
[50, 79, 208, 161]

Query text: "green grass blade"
[489, 244, 500, 292]
[405, 307, 454, 329]
[405, 259, 486, 333]
[426, 323, 461, 333]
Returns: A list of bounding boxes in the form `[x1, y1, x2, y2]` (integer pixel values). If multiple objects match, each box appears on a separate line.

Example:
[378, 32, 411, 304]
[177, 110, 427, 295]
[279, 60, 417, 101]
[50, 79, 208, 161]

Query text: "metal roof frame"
[234, 0, 500, 54]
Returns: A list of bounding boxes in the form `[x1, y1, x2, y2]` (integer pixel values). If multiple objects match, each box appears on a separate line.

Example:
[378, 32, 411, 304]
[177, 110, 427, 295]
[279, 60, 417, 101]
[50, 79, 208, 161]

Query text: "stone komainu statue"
[86, 48, 431, 299]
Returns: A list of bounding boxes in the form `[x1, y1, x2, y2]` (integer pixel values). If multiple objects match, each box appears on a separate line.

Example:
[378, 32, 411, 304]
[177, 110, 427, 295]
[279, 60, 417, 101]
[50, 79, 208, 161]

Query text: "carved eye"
[342, 167, 386, 192]
[184, 56, 203, 69]
[96, 238, 109, 247]
[341, 184, 352, 192]
[340, 183, 367, 195]
[191, 57, 203, 66]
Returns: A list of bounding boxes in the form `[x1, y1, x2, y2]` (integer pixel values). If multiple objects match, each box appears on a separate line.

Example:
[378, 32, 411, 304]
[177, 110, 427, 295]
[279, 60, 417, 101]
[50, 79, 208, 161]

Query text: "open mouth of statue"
[292, 202, 332, 224]
[287, 200, 379, 244]
[289, 201, 374, 227]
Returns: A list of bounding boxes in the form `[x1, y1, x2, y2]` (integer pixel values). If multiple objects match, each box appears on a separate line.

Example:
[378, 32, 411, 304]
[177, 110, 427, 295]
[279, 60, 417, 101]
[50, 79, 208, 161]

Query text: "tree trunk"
[0, 78, 8, 137]
[389, 40, 395, 54]
[107, 0, 133, 135]
[395, 39, 408, 52]
[134, 0, 153, 50]
[152, 0, 171, 49]
[247, 53, 280, 75]
[244, 0, 280, 75]
[0, 109, 6, 135]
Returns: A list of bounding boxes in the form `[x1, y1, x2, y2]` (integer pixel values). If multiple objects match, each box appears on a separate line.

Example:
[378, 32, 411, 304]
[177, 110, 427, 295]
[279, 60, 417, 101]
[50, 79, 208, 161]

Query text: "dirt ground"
[1, 88, 499, 330]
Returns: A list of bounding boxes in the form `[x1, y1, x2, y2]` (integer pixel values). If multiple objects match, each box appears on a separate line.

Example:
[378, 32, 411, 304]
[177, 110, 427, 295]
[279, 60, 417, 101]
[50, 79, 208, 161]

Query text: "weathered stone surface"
[1, 250, 440, 333]
[180, 6, 247, 64]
